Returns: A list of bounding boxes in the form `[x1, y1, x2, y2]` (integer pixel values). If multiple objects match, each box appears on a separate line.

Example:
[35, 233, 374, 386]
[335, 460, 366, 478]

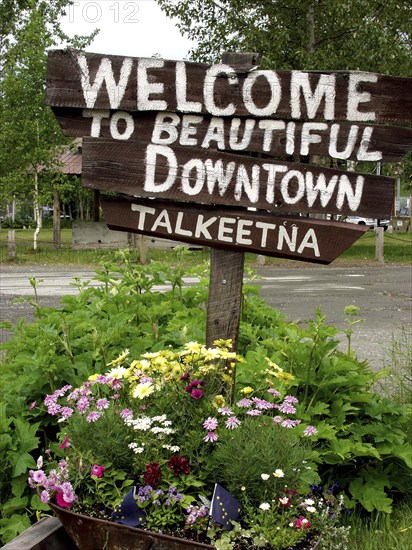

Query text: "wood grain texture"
[100, 196, 367, 264]
[52, 108, 412, 163]
[83, 138, 395, 218]
[46, 50, 412, 123]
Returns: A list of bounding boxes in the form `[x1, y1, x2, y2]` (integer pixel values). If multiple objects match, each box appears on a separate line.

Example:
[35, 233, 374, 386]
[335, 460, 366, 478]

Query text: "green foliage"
[157, 0, 412, 76]
[0, 263, 411, 543]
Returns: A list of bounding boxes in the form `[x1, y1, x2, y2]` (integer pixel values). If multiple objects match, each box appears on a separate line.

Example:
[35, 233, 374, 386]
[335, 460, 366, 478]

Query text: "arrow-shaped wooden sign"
[101, 196, 367, 265]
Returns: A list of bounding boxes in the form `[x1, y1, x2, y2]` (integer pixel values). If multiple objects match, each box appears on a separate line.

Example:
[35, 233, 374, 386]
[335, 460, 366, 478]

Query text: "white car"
[345, 216, 389, 229]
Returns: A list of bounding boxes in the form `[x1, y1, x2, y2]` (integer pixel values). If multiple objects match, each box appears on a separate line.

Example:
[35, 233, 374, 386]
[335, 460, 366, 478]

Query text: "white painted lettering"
[151, 209, 173, 233]
[195, 215, 217, 239]
[82, 109, 110, 137]
[151, 112, 180, 145]
[347, 73, 377, 121]
[305, 173, 338, 208]
[175, 212, 193, 237]
[131, 204, 156, 230]
[285, 122, 296, 155]
[137, 59, 168, 111]
[180, 115, 203, 147]
[255, 221, 276, 247]
[280, 170, 306, 204]
[356, 127, 382, 161]
[243, 70, 282, 116]
[235, 165, 260, 203]
[278, 225, 298, 252]
[328, 123, 358, 159]
[218, 217, 236, 242]
[175, 61, 202, 113]
[297, 228, 320, 256]
[258, 120, 285, 152]
[109, 111, 134, 140]
[300, 122, 328, 155]
[203, 64, 237, 116]
[290, 72, 336, 120]
[262, 164, 288, 204]
[229, 118, 255, 150]
[236, 219, 253, 245]
[181, 159, 205, 195]
[201, 117, 225, 149]
[205, 159, 236, 196]
[144, 144, 177, 192]
[77, 53, 132, 109]
[336, 175, 364, 211]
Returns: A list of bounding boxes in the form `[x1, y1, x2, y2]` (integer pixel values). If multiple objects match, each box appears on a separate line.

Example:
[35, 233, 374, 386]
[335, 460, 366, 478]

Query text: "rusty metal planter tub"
[49, 503, 216, 550]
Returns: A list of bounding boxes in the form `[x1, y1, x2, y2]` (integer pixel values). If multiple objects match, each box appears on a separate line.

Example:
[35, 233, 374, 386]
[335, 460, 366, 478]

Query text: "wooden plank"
[46, 50, 412, 124]
[83, 138, 395, 218]
[100, 196, 367, 264]
[206, 249, 245, 349]
[52, 108, 412, 163]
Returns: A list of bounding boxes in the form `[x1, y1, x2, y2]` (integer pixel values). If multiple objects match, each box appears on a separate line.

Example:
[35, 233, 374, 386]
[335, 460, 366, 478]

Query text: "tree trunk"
[53, 188, 61, 249]
[33, 171, 42, 251]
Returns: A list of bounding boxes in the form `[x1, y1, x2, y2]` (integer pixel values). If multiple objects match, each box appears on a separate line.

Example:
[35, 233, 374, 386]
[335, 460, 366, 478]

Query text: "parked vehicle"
[345, 216, 389, 230]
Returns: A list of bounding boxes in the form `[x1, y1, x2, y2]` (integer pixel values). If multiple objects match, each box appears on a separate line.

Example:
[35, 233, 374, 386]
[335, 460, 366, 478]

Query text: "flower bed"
[27, 342, 350, 549]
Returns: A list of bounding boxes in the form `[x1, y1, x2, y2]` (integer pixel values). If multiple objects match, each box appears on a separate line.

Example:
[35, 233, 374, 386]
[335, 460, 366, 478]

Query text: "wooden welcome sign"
[46, 49, 412, 345]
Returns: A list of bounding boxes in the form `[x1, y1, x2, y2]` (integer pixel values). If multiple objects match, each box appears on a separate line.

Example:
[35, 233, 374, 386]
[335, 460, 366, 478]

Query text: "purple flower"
[284, 395, 299, 404]
[190, 389, 204, 400]
[203, 417, 218, 430]
[40, 490, 50, 503]
[96, 398, 109, 411]
[252, 397, 275, 410]
[59, 436, 71, 449]
[273, 415, 283, 424]
[225, 416, 241, 429]
[76, 396, 91, 413]
[236, 398, 253, 408]
[281, 419, 301, 428]
[29, 401, 37, 410]
[47, 403, 62, 415]
[86, 411, 101, 423]
[278, 401, 297, 414]
[180, 373, 190, 381]
[91, 464, 106, 478]
[218, 407, 233, 416]
[60, 407, 74, 420]
[247, 409, 262, 416]
[111, 379, 122, 390]
[267, 388, 281, 397]
[303, 425, 318, 436]
[31, 470, 47, 484]
[204, 431, 218, 442]
[120, 408, 133, 419]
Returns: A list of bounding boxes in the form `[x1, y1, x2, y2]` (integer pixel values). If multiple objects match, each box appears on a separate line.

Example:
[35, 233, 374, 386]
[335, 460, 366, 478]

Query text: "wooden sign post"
[45, 49, 412, 350]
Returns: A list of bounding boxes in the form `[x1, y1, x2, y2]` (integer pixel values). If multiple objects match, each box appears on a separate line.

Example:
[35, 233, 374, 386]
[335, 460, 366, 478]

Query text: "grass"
[345, 500, 412, 549]
[0, 227, 411, 267]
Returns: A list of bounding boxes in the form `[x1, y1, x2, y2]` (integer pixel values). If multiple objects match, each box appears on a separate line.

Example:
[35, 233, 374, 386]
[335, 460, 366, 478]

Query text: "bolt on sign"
[46, 50, 412, 264]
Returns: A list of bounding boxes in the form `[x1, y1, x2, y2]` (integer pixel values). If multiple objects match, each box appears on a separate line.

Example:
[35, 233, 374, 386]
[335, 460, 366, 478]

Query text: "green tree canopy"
[157, 0, 412, 76]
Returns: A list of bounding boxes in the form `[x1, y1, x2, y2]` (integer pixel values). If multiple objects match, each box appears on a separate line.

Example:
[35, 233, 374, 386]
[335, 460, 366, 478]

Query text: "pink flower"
[295, 516, 311, 529]
[190, 389, 204, 400]
[120, 408, 133, 419]
[225, 416, 241, 429]
[96, 398, 109, 410]
[40, 490, 50, 503]
[31, 470, 47, 484]
[204, 431, 218, 442]
[91, 464, 106, 478]
[236, 398, 253, 408]
[267, 388, 281, 397]
[203, 417, 218, 430]
[29, 401, 37, 410]
[55, 492, 73, 508]
[86, 411, 101, 423]
[278, 496, 291, 507]
[59, 436, 71, 449]
[303, 425, 318, 436]
[273, 415, 283, 424]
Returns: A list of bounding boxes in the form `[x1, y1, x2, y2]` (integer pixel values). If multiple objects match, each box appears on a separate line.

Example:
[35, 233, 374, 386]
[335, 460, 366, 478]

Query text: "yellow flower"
[241, 386, 254, 395]
[107, 366, 129, 379]
[265, 358, 282, 371]
[132, 382, 155, 400]
[213, 339, 232, 349]
[107, 349, 130, 367]
[88, 373, 99, 382]
[275, 371, 295, 382]
[212, 395, 226, 408]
